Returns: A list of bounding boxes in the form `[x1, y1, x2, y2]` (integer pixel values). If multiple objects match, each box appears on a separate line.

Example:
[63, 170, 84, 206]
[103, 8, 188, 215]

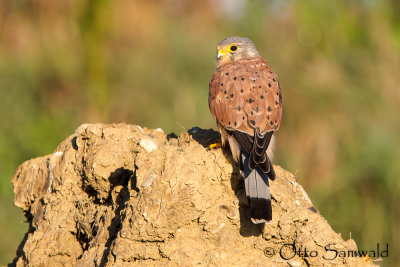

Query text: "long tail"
[241, 150, 272, 224]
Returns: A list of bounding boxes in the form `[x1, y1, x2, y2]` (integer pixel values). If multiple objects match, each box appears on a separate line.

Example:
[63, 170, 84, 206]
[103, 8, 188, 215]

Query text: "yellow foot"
[208, 140, 222, 150]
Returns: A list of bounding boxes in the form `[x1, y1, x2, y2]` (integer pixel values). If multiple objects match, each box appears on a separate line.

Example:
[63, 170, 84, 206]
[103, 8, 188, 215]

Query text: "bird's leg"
[208, 139, 222, 150]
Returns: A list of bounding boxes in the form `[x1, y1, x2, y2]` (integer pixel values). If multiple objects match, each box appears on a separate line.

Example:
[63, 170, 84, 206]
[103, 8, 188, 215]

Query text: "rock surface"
[11, 124, 374, 266]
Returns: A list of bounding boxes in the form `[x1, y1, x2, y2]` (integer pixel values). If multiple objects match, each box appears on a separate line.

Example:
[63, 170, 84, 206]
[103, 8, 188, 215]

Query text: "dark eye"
[229, 45, 238, 52]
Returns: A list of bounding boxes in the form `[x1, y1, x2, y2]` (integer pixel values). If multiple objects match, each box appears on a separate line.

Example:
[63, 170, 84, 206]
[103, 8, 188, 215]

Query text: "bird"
[208, 36, 282, 224]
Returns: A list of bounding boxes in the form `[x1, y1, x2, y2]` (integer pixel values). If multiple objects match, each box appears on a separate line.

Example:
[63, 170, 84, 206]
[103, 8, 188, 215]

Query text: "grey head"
[216, 36, 259, 64]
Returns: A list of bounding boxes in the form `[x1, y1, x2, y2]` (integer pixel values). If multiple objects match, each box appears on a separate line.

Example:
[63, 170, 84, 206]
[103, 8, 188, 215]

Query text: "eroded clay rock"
[11, 124, 374, 266]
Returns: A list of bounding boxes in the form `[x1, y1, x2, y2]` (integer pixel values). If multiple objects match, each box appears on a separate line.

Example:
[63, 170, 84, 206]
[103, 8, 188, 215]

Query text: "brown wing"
[209, 56, 282, 180]
[208, 56, 282, 136]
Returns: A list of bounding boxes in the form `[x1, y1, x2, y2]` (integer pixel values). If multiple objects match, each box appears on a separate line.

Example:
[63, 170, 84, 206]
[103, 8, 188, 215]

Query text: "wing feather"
[209, 56, 282, 180]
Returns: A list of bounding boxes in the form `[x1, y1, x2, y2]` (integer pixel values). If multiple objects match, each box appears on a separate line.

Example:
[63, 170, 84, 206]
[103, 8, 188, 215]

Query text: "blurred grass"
[0, 0, 399, 265]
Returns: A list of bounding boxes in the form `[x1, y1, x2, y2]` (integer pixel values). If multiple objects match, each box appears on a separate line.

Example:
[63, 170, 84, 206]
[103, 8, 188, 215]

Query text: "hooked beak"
[217, 49, 227, 60]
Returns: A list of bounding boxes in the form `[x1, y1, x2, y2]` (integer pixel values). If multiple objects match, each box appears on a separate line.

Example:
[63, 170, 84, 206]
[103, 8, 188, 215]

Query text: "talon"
[209, 140, 222, 150]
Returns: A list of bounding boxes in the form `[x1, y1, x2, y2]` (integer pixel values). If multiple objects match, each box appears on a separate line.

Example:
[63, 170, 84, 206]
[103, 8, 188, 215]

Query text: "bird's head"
[215, 36, 259, 65]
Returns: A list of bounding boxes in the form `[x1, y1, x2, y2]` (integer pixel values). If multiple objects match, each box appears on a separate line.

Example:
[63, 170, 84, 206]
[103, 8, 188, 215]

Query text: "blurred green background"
[0, 0, 399, 265]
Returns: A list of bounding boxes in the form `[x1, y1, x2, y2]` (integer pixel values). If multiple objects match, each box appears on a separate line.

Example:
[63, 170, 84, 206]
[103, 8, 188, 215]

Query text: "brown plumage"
[209, 56, 282, 134]
[208, 36, 283, 223]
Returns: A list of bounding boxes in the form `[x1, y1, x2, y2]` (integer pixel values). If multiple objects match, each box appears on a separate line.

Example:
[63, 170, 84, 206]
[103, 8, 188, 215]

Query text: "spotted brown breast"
[208, 56, 282, 135]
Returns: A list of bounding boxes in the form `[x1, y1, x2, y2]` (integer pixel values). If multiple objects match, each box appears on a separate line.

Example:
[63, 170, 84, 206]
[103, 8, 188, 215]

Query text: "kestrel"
[209, 36, 282, 223]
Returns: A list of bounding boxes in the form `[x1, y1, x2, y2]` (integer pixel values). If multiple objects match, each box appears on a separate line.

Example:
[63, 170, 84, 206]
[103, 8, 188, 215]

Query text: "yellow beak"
[217, 49, 227, 60]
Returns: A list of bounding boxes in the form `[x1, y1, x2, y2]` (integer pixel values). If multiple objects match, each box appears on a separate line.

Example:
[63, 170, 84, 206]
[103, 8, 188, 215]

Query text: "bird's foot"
[208, 140, 222, 150]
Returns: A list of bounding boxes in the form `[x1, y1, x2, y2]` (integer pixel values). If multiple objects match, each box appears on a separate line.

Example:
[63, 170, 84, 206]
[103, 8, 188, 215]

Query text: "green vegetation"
[0, 0, 399, 265]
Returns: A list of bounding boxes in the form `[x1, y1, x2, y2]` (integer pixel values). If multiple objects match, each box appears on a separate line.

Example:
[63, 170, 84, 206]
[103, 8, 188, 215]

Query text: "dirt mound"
[11, 124, 373, 266]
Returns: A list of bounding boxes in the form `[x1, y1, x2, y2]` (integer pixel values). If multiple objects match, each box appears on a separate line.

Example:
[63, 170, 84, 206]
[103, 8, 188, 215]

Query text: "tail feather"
[241, 150, 272, 223]
[248, 132, 273, 174]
